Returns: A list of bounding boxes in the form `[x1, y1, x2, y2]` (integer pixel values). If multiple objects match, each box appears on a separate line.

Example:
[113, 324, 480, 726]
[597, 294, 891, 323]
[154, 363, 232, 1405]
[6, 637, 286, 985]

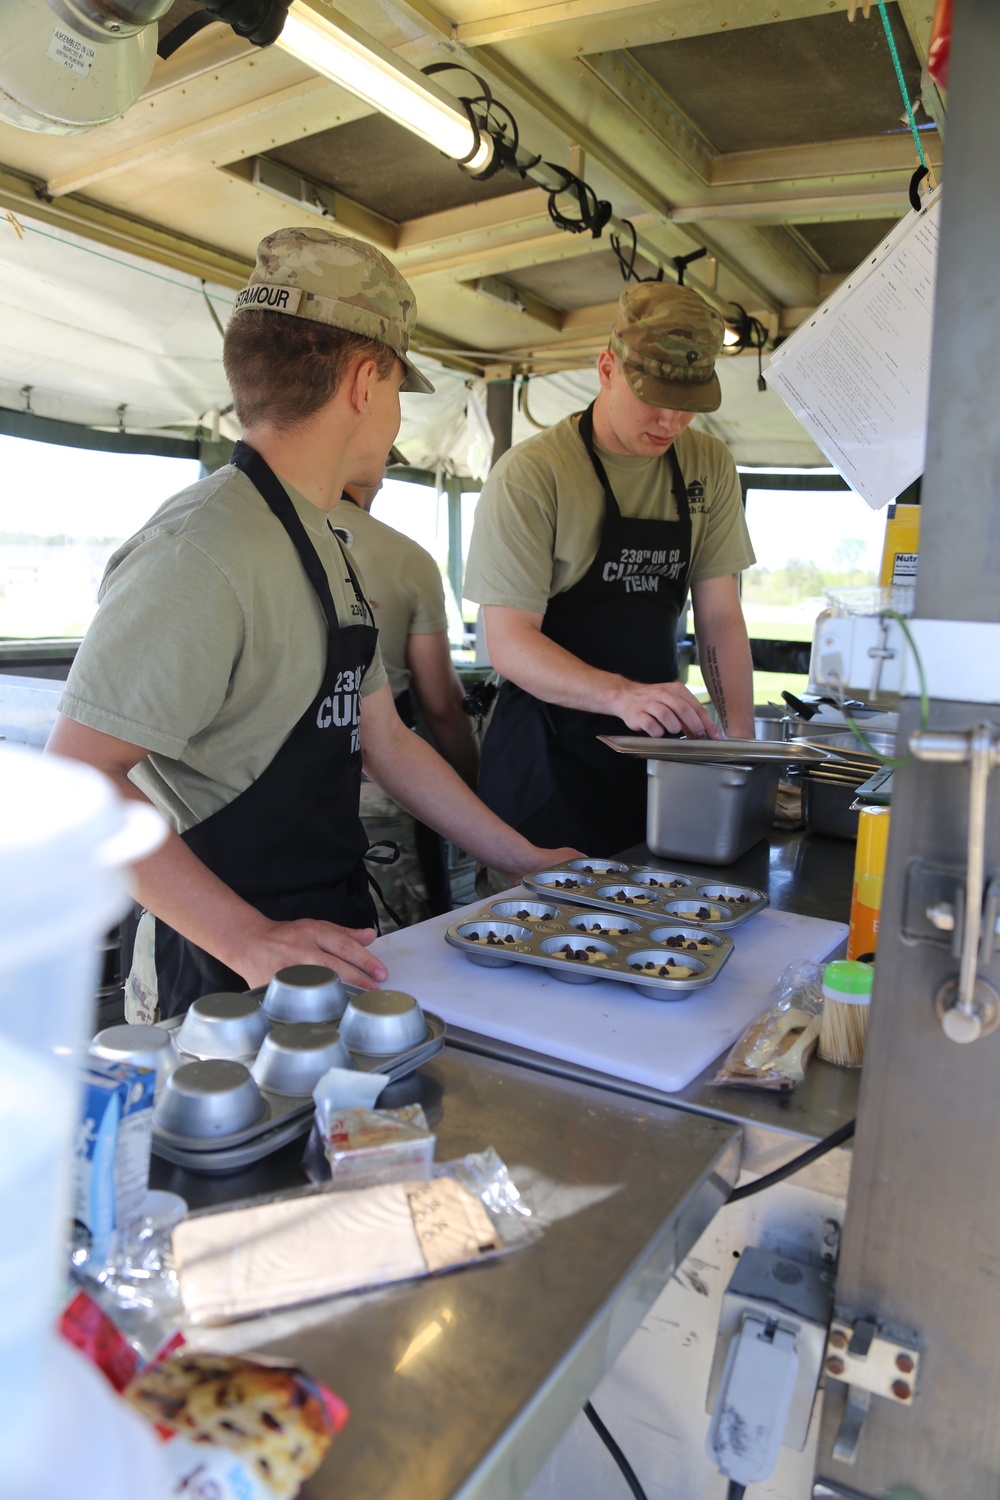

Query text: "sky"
[0, 434, 201, 540]
[743, 485, 888, 574]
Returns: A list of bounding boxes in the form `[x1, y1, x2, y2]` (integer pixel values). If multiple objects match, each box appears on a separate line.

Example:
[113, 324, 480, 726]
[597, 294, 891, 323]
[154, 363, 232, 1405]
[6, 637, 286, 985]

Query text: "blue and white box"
[74, 1062, 155, 1257]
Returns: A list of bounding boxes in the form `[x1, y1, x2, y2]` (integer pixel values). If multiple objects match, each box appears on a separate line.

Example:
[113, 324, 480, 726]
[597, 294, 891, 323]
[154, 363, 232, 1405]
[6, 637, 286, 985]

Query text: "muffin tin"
[522, 859, 768, 930]
[445, 899, 733, 1000]
[144, 971, 444, 1172]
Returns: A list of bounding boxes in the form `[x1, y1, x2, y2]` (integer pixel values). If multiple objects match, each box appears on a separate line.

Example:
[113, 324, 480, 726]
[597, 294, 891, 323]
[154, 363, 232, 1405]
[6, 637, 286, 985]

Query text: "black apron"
[477, 403, 693, 855]
[130, 442, 380, 1018]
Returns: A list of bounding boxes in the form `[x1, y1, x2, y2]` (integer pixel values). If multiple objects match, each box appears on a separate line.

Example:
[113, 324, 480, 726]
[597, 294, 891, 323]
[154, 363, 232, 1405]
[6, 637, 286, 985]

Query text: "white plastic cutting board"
[372, 890, 847, 1094]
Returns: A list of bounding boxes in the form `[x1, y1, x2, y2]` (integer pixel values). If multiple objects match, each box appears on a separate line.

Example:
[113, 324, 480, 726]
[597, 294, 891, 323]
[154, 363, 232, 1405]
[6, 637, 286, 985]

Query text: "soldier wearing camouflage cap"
[465, 279, 756, 855]
[49, 225, 576, 1019]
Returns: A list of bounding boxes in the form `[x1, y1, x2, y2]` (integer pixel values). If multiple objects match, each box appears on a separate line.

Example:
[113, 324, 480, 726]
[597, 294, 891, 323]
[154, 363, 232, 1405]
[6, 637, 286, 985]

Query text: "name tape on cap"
[233, 285, 304, 316]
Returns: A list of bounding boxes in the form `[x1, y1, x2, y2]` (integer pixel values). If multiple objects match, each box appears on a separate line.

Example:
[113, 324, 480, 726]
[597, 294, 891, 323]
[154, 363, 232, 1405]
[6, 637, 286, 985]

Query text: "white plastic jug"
[0, 744, 166, 1497]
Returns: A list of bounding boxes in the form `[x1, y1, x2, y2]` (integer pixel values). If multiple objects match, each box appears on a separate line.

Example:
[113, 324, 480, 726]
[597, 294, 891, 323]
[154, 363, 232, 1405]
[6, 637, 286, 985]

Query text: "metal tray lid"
[598, 735, 834, 765]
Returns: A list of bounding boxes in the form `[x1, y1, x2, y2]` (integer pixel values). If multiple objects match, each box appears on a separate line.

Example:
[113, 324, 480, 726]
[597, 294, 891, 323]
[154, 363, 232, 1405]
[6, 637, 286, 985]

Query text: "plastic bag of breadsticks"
[712, 962, 825, 1092]
[123, 1351, 349, 1500]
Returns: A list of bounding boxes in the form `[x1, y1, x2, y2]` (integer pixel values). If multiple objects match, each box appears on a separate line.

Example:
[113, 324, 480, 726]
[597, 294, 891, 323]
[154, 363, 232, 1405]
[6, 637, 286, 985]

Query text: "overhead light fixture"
[0, 0, 172, 135]
[276, 2, 493, 172]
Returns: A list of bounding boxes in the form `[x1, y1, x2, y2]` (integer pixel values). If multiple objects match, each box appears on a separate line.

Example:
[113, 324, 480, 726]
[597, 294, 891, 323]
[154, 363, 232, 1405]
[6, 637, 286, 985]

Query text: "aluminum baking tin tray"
[446, 898, 734, 1000]
[522, 859, 768, 930]
[598, 735, 833, 766]
[150, 993, 444, 1173]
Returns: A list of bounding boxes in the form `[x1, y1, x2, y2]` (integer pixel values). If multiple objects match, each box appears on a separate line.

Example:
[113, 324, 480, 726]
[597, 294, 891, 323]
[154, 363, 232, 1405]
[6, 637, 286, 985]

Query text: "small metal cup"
[154, 1059, 267, 1138]
[661, 899, 732, 923]
[175, 992, 270, 1060]
[251, 1023, 354, 1096]
[90, 1024, 178, 1091]
[338, 990, 428, 1054]
[263, 965, 348, 1023]
[539, 934, 617, 983]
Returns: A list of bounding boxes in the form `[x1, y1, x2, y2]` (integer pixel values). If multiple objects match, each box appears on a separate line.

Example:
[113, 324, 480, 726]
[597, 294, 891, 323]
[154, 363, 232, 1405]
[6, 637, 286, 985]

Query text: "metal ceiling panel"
[629, 5, 925, 153]
[792, 216, 899, 273]
[268, 115, 532, 220]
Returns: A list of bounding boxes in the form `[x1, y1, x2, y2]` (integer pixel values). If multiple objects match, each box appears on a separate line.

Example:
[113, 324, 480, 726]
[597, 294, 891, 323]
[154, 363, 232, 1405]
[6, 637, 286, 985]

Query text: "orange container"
[847, 806, 891, 961]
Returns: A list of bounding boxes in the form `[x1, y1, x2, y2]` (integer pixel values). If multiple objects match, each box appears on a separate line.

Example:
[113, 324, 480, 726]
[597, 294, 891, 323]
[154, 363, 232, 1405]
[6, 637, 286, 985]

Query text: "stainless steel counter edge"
[454, 1129, 741, 1500]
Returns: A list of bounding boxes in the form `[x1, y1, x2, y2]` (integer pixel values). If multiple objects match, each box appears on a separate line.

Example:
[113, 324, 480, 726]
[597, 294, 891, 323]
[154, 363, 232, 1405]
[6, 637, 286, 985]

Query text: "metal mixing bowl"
[338, 990, 428, 1054]
[154, 1059, 267, 1138]
[90, 1024, 178, 1090]
[175, 992, 270, 1060]
[262, 965, 348, 1023]
[250, 1022, 354, 1095]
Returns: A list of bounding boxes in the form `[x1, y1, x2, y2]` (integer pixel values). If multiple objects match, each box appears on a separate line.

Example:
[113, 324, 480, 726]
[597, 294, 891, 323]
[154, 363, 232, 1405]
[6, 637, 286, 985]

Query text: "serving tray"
[446, 898, 733, 999]
[598, 734, 833, 765]
[521, 859, 768, 930]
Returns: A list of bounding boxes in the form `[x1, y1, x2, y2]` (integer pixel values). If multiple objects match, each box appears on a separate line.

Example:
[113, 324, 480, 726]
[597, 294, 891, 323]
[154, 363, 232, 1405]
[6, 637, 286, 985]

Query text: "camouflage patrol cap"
[231, 226, 434, 395]
[609, 282, 724, 412]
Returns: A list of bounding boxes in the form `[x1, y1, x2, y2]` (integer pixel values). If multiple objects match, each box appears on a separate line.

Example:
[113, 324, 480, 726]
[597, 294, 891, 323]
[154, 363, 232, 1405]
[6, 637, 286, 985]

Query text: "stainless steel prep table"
[152, 1047, 740, 1500]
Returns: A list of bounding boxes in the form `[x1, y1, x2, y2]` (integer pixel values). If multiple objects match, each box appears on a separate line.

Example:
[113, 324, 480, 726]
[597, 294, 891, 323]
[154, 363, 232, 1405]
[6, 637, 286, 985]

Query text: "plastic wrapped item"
[318, 1104, 436, 1191]
[172, 1149, 539, 1325]
[713, 962, 825, 1092]
[124, 1352, 349, 1500]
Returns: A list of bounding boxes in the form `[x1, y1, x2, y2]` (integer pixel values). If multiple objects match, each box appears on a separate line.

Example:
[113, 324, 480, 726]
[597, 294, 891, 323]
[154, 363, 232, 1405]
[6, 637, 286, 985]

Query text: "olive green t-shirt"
[464, 413, 755, 612]
[329, 498, 447, 702]
[60, 464, 387, 833]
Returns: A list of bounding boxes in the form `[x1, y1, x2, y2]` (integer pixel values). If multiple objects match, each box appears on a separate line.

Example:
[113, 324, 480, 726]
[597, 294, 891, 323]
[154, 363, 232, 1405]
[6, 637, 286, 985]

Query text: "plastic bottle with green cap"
[819, 960, 873, 1068]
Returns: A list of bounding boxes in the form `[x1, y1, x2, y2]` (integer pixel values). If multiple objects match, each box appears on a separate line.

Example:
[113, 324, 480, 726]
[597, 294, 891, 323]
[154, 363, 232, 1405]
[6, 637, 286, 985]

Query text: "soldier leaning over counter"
[47, 226, 575, 1020]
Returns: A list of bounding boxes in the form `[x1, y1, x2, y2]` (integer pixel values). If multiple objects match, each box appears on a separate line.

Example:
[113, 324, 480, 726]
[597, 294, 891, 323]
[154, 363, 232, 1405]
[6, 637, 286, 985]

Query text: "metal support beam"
[444, 474, 465, 610]
[813, 3, 1000, 1496]
[486, 379, 514, 468]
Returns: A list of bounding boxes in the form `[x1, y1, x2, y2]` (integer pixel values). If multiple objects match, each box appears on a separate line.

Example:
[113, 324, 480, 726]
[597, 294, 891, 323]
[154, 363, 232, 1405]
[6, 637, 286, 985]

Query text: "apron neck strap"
[231, 441, 340, 630]
[577, 401, 691, 520]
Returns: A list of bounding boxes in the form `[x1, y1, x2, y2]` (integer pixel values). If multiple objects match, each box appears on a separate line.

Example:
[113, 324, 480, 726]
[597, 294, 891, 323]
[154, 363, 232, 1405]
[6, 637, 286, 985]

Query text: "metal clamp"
[867, 617, 897, 702]
[910, 724, 1000, 1042]
[824, 1317, 921, 1465]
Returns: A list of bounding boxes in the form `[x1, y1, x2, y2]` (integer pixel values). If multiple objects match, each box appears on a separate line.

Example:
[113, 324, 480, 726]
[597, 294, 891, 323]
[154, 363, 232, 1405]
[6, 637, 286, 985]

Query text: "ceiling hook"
[20, 385, 32, 414]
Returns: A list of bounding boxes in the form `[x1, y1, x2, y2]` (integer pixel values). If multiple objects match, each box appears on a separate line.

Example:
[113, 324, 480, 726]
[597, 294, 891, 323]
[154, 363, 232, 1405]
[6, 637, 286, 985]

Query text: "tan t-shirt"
[60, 464, 387, 833]
[463, 413, 755, 612]
[328, 498, 447, 702]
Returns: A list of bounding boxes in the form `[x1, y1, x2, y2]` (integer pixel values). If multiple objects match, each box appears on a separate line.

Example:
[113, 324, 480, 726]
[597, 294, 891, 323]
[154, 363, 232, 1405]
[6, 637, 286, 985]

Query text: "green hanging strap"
[876, 0, 930, 174]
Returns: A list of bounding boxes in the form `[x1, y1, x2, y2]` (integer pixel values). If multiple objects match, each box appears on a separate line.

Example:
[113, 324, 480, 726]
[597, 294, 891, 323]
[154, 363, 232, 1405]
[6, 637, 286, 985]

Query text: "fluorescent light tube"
[278, 3, 492, 171]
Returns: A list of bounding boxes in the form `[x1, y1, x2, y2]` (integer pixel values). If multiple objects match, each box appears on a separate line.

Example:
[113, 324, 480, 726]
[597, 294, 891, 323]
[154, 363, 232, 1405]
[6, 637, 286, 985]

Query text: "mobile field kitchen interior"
[0, 0, 998, 1497]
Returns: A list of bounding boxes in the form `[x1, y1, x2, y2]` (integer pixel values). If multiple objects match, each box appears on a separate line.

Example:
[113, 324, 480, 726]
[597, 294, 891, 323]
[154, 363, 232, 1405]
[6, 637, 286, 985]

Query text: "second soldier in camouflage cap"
[231, 225, 434, 395]
[609, 282, 724, 413]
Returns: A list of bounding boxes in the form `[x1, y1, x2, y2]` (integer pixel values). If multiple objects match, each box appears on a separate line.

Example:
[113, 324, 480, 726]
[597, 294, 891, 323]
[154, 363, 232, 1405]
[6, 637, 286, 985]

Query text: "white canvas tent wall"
[0, 211, 824, 471]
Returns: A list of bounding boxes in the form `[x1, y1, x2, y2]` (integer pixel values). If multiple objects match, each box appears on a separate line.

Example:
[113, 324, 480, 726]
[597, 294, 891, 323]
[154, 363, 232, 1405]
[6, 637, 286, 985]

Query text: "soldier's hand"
[239, 918, 388, 991]
[608, 679, 722, 739]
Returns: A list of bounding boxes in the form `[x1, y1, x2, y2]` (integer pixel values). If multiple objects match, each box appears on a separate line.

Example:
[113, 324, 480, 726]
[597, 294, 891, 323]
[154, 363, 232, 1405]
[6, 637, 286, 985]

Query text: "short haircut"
[223, 309, 398, 429]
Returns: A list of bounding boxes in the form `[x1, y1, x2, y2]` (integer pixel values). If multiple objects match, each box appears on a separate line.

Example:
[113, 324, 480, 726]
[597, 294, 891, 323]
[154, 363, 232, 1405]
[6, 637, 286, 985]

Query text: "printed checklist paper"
[766, 189, 941, 510]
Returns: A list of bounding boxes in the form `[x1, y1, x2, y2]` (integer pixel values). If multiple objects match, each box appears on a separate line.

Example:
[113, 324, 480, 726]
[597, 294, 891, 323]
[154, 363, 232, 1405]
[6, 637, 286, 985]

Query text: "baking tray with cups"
[445, 897, 734, 999]
[109, 966, 446, 1174]
[521, 857, 769, 930]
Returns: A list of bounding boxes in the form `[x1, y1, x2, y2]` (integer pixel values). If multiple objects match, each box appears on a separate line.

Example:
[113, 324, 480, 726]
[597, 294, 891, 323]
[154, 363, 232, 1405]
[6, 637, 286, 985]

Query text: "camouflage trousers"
[361, 783, 477, 931]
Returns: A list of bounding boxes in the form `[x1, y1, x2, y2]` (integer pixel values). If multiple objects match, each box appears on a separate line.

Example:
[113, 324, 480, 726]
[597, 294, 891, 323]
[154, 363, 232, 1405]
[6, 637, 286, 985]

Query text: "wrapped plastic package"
[172, 1148, 538, 1325]
[713, 962, 825, 1092]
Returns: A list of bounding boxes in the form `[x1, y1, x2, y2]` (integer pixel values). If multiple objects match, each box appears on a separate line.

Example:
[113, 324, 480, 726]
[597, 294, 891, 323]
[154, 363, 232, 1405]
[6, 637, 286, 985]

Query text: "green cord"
[13, 218, 236, 309]
[876, 0, 929, 172]
[842, 608, 929, 768]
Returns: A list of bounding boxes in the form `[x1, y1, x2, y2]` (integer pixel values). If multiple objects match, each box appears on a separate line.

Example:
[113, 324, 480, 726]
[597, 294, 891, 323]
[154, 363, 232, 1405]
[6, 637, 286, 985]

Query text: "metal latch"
[910, 724, 1000, 1042]
[824, 1317, 921, 1466]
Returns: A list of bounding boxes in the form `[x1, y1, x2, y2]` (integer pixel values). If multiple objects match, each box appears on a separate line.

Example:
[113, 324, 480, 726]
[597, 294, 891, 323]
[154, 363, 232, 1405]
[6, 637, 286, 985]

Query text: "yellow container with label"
[848, 805, 891, 961]
[879, 503, 921, 594]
